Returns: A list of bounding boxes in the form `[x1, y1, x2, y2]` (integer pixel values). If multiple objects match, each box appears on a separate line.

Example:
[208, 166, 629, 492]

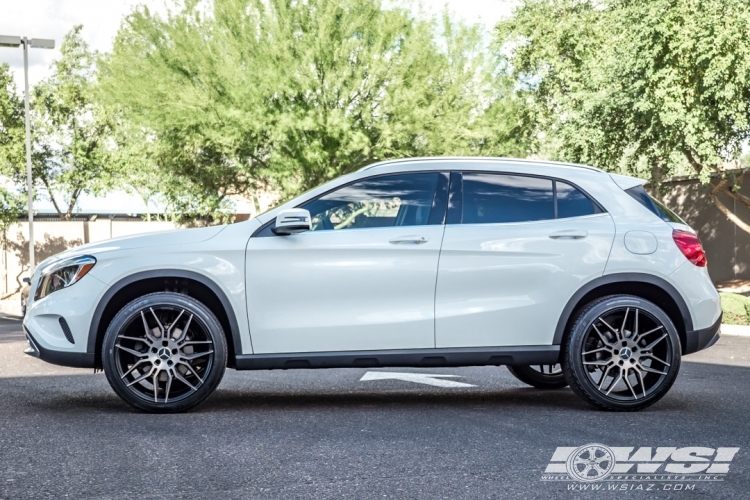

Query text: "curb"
[0, 300, 22, 319]
[721, 324, 750, 337]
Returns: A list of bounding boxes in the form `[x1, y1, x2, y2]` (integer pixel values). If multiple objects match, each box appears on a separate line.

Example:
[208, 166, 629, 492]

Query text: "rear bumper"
[683, 312, 722, 355]
[24, 327, 95, 368]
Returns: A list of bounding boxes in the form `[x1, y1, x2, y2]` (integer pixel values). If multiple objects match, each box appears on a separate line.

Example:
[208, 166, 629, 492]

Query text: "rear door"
[435, 171, 615, 348]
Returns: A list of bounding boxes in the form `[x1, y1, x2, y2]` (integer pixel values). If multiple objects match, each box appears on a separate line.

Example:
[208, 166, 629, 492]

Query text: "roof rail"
[358, 156, 604, 173]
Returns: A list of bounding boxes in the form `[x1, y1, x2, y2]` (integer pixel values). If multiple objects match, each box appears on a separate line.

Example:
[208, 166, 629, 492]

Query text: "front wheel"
[564, 295, 681, 411]
[507, 364, 568, 389]
[102, 292, 227, 413]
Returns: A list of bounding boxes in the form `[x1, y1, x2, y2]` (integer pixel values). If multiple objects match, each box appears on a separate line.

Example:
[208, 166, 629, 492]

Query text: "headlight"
[34, 255, 97, 300]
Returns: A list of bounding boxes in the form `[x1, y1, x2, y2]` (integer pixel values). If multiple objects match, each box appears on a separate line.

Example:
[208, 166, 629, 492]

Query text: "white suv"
[23, 158, 722, 412]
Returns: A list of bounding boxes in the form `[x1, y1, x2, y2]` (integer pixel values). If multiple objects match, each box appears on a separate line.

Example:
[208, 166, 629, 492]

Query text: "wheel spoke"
[167, 309, 185, 338]
[642, 332, 668, 351]
[182, 350, 214, 361]
[583, 359, 612, 366]
[149, 308, 165, 337]
[152, 371, 159, 403]
[605, 370, 623, 395]
[176, 314, 194, 344]
[173, 370, 198, 391]
[642, 353, 670, 367]
[639, 364, 668, 376]
[120, 359, 149, 379]
[164, 371, 173, 403]
[634, 367, 647, 398]
[598, 364, 614, 390]
[126, 369, 154, 387]
[141, 311, 157, 341]
[634, 309, 639, 338]
[116, 344, 147, 358]
[599, 317, 621, 339]
[592, 323, 615, 347]
[636, 325, 664, 342]
[623, 369, 638, 399]
[621, 308, 630, 336]
[117, 335, 151, 344]
[582, 347, 609, 356]
[180, 340, 212, 346]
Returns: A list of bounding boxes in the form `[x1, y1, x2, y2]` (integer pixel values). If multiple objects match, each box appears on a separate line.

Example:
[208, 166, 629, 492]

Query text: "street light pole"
[22, 38, 35, 273]
[0, 35, 54, 276]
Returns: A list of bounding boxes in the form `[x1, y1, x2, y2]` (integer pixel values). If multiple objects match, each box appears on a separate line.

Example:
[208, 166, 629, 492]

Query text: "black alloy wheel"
[564, 295, 681, 411]
[102, 292, 227, 413]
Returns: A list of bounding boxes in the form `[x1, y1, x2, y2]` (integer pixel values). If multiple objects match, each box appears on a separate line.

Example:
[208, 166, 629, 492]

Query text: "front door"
[435, 171, 615, 348]
[246, 171, 449, 354]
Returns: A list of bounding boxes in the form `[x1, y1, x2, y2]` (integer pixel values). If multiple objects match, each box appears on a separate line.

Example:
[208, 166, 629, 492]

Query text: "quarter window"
[556, 181, 598, 218]
[302, 172, 443, 231]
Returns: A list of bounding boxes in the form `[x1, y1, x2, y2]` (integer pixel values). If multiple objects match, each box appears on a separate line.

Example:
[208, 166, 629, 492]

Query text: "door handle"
[389, 235, 429, 244]
[549, 230, 588, 240]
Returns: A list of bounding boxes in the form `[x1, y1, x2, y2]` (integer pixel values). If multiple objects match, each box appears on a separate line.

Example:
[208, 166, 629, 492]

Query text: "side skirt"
[235, 346, 560, 370]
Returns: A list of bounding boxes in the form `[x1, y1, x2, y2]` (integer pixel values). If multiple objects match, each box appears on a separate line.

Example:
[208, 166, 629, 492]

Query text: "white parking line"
[360, 371, 476, 388]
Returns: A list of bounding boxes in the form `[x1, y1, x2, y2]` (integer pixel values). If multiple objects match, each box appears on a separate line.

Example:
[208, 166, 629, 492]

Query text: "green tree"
[0, 64, 28, 230]
[101, 0, 530, 211]
[31, 25, 115, 219]
[498, 0, 750, 232]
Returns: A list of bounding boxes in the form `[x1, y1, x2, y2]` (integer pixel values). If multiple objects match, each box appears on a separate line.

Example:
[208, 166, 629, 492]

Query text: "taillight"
[672, 230, 707, 267]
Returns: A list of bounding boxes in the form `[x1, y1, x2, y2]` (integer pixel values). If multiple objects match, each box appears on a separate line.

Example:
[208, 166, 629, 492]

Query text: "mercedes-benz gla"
[23, 158, 722, 412]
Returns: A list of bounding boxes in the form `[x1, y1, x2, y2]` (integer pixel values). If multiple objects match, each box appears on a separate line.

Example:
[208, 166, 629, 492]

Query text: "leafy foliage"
[30, 25, 117, 219]
[497, 0, 750, 232]
[100, 0, 531, 209]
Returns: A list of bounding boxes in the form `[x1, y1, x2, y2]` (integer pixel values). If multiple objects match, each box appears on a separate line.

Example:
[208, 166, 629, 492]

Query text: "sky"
[0, 0, 516, 214]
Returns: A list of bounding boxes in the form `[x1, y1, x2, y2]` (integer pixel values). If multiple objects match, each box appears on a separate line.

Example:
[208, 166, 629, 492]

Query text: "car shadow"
[2, 359, 745, 415]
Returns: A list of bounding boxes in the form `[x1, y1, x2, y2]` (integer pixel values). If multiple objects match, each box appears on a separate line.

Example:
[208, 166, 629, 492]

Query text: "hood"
[44, 225, 227, 265]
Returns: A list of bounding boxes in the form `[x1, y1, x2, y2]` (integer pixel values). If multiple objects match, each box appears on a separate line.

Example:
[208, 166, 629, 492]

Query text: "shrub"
[719, 293, 750, 325]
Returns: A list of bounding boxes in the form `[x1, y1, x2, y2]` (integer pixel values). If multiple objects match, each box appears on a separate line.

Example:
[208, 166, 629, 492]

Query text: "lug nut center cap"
[157, 347, 171, 361]
[619, 347, 633, 360]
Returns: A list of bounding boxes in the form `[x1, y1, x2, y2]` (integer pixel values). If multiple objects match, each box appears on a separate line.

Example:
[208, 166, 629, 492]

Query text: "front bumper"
[683, 312, 722, 355]
[24, 326, 95, 368]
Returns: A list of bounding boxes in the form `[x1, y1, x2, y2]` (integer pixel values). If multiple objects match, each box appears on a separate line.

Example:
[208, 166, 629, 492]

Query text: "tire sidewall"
[564, 295, 681, 411]
[507, 365, 568, 390]
[102, 292, 227, 413]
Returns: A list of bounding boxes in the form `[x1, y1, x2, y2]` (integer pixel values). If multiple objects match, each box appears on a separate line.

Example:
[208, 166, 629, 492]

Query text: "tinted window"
[302, 172, 441, 231]
[625, 185, 685, 224]
[461, 173, 554, 224]
[556, 181, 597, 218]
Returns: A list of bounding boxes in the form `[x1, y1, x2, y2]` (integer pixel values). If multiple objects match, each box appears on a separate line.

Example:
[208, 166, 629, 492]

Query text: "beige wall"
[662, 179, 750, 284]
[1, 220, 177, 299]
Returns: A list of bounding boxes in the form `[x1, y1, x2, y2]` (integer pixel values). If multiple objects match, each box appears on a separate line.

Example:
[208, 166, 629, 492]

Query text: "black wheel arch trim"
[553, 273, 694, 346]
[86, 269, 243, 364]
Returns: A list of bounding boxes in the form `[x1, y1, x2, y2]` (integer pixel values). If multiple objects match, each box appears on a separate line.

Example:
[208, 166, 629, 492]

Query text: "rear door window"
[460, 173, 555, 224]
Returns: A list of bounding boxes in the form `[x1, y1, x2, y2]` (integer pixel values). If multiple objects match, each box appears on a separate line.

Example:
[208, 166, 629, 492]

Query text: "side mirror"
[22, 277, 30, 284]
[272, 208, 312, 236]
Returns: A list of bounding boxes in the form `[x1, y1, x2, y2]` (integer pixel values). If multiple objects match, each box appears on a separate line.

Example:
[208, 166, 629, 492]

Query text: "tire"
[563, 295, 681, 411]
[102, 292, 227, 413]
[507, 364, 568, 389]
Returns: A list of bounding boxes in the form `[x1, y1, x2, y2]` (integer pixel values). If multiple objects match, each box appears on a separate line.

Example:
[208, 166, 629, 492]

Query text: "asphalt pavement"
[0, 316, 748, 499]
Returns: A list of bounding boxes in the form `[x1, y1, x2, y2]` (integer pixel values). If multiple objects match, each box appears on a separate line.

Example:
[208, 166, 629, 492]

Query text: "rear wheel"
[564, 295, 681, 411]
[507, 364, 568, 389]
[102, 292, 227, 413]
